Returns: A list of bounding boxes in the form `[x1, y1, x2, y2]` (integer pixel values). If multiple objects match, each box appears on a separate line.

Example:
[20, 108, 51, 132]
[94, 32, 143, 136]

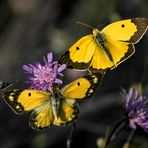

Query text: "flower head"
[23, 52, 66, 92]
[123, 88, 148, 132]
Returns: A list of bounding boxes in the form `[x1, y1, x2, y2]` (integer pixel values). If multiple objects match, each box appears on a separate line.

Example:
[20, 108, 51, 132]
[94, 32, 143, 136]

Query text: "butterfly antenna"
[97, 21, 108, 29]
[76, 21, 94, 29]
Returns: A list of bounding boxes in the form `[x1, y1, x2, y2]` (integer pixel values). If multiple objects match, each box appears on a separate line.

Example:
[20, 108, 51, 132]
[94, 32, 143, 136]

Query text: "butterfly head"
[93, 28, 101, 38]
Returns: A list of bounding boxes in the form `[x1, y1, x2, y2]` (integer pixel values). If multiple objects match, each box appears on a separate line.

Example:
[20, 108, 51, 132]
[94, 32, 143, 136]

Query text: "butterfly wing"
[0, 81, 13, 90]
[90, 40, 135, 70]
[59, 35, 96, 70]
[29, 100, 54, 130]
[105, 40, 135, 68]
[54, 98, 79, 126]
[90, 43, 113, 70]
[102, 18, 147, 43]
[2, 89, 50, 114]
[61, 73, 103, 99]
[29, 94, 79, 129]
[90, 18, 147, 70]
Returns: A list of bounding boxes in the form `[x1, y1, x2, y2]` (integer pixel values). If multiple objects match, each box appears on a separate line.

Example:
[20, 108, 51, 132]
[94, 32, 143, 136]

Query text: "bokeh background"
[0, 0, 148, 148]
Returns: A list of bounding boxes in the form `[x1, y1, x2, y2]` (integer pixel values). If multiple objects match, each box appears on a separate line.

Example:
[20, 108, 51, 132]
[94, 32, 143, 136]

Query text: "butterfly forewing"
[2, 89, 50, 114]
[61, 73, 103, 99]
[59, 35, 95, 70]
[129, 18, 148, 43]
[102, 18, 148, 43]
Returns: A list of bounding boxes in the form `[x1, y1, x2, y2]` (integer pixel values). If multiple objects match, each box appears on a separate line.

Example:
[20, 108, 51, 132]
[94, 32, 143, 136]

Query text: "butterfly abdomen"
[51, 95, 61, 118]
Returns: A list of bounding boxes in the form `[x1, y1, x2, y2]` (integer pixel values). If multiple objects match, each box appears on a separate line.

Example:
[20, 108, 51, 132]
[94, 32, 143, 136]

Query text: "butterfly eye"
[121, 24, 125, 28]
[28, 93, 31, 97]
[76, 47, 80, 50]
[77, 82, 80, 86]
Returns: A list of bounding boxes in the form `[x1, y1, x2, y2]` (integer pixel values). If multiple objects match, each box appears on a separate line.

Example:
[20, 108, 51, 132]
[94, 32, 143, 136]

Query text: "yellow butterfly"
[2, 73, 102, 130]
[59, 18, 147, 71]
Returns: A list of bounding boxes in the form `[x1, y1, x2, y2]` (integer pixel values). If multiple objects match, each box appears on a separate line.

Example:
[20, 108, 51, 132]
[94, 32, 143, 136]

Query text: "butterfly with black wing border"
[59, 18, 148, 71]
[2, 73, 103, 130]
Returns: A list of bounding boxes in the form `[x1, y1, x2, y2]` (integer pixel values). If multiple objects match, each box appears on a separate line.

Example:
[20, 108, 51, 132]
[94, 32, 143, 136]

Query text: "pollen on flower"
[23, 52, 66, 92]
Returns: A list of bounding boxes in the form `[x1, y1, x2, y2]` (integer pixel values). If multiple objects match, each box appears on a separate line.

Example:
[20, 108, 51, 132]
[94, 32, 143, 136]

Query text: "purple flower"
[23, 52, 66, 92]
[123, 88, 148, 132]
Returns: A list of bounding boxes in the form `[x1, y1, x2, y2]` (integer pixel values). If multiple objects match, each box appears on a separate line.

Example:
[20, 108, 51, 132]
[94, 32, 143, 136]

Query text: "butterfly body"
[3, 73, 103, 130]
[51, 87, 63, 118]
[50, 95, 59, 118]
[59, 18, 147, 71]
[93, 28, 114, 62]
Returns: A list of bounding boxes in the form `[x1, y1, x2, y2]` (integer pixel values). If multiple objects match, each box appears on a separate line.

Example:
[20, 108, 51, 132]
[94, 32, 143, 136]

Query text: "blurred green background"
[0, 0, 148, 148]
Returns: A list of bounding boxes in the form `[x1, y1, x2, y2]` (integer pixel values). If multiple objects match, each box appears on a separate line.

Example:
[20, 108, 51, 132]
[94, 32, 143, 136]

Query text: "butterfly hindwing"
[29, 100, 54, 130]
[90, 41, 135, 70]
[114, 44, 135, 68]
[29, 96, 79, 130]
[54, 98, 79, 126]
[90, 43, 113, 70]
[61, 73, 103, 99]
[2, 89, 50, 114]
